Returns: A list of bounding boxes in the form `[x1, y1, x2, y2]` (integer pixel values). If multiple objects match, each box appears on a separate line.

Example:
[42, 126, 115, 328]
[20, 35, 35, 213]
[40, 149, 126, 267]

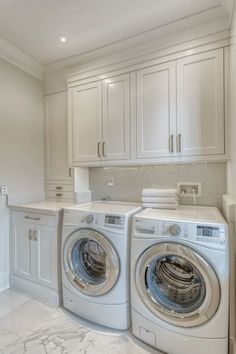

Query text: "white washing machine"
[131, 206, 229, 354]
[62, 201, 141, 330]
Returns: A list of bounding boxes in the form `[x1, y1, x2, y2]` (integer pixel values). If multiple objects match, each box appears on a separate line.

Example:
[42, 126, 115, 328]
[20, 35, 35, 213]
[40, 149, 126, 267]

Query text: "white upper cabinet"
[67, 45, 227, 166]
[69, 74, 131, 164]
[177, 49, 224, 156]
[69, 81, 102, 162]
[103, 74, 130, 160]
[136, 62, 176, 158]
[44, 92, 72, 181]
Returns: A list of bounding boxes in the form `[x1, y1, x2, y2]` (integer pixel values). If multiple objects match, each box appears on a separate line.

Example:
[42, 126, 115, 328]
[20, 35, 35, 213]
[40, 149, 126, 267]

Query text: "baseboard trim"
[0, 271, 9, 292]
[10, 275, 60, 307]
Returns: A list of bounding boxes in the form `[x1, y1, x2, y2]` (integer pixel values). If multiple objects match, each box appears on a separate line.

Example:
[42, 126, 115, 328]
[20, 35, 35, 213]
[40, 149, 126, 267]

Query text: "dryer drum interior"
[64, 229, 120, 296]
[136, 242, 221, 327]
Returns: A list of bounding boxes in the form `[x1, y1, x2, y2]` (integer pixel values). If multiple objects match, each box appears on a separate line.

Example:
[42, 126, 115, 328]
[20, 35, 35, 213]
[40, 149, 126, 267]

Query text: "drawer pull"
[25, 216, 40, 221]
[56, 186, 63, 190]
[56, 193, 63, 197]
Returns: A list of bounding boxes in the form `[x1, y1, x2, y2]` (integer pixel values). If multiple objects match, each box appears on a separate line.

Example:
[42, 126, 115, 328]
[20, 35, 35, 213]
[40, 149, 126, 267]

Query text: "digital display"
[197, 226, 220, 238]
[105, 215, 124, 225]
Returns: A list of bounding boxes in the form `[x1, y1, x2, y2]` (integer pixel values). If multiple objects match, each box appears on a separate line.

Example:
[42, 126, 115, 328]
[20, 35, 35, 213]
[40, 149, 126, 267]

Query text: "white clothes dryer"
[62, 201, 141, 330]
[131, 206, 229, 354]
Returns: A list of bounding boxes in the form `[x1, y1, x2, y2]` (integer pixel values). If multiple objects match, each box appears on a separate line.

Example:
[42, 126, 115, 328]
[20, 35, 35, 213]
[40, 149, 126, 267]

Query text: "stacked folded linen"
[142, 189, 178, 210]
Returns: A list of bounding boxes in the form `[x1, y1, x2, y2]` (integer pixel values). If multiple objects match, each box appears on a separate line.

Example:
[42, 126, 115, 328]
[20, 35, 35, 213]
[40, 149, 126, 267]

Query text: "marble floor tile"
[0, 290, 162, 354]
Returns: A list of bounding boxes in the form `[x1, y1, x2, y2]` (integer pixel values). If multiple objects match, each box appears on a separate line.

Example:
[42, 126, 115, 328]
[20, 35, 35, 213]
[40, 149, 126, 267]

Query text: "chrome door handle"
[25, 216, 40, 221]
[102, 142, 106, 157]
[69, 168, 73, 177]
[169, 135, 174, 153]
[177, 134, 182, 152]
[97, 142, 102, 157]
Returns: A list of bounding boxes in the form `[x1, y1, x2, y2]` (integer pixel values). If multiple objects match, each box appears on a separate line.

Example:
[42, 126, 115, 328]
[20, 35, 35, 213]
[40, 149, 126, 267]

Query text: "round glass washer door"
[136, 243, 220, 327]
[64, 228, 120, 296]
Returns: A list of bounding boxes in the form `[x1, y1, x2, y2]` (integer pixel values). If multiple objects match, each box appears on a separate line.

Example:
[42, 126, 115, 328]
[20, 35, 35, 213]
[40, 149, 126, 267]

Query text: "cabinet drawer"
[12, 211, 56, 227]
[46, 191, 74, 200]
[46, 183, 74, 192]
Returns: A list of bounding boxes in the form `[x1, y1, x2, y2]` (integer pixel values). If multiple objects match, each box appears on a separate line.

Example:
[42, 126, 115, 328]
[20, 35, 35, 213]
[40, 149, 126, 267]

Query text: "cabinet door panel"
[137, 62, 176, 158]
[103, 74, 130, 160]
[33, 225, 57, 289]
[45, 92, 72, 181]
[72, 82, 102, 162]
[12, 223, 32, 279]
[177, 49, 224, 156]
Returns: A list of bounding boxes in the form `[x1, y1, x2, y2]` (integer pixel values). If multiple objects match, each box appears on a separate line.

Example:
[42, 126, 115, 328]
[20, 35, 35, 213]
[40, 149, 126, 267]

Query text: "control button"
[85, 214, 94, 223]
[169, 224, 181, 236]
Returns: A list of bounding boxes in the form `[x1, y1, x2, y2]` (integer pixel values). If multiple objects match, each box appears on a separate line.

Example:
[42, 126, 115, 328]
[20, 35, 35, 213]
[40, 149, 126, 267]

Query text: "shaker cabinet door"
[70, 81, 103, 162]
[102, 74, 131, 160]
[177, 49, 224, 156]
[136, 61, 176, 158]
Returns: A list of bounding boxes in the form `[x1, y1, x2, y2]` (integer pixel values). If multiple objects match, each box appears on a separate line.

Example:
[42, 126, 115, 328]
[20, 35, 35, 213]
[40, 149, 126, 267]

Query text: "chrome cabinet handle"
[69, 168, 73, 177]
[177, 134, 182, 152]
[169, 135, 174, 153]
[25, 216, 40, 221]
[102, 142, 106, 157]
[33, 230, 38, 241]
[56, 193, 63, 197]
[97, 142, 102, 157]
[29, 229, 33, 240]
[56, 186, 63, 190]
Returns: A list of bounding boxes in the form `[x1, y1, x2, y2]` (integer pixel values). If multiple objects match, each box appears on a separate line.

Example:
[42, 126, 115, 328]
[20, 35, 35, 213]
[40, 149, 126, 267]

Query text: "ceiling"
[0, 0, 232, 65]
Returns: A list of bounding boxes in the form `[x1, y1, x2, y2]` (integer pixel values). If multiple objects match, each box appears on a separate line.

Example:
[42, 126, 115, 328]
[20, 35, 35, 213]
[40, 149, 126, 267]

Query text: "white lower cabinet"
[10, 210, 59, 306]
[12, 222, 32, 280]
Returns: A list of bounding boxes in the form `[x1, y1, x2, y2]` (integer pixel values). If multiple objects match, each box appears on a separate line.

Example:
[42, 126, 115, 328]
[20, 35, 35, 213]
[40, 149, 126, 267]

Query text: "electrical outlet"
[177, 182, 201, 197]
[0, 186, 8, 195]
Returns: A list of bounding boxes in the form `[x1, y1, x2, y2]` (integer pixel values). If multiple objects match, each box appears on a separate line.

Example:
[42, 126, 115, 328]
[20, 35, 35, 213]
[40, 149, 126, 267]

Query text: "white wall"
[0, 57, 44, 196]
[0, 57, 44, 291]
[227, 1, 236, 200]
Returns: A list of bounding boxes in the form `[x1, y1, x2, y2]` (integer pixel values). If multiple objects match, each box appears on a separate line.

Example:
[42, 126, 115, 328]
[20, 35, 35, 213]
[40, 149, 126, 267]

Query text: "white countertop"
[9, 201, 76, 215]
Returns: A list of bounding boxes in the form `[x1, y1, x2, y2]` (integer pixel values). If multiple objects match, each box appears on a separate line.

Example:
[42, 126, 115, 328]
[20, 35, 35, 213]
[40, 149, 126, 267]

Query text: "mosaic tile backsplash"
[89, 162, 226, 208]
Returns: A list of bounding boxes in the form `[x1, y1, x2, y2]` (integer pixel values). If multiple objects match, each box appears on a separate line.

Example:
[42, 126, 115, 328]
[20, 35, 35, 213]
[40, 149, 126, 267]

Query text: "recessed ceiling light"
[57, 34, 67, 43]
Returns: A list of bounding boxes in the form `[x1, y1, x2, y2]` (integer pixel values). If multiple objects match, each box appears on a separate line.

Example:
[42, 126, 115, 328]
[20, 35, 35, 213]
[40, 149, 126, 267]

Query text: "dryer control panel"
[133, 217, 227, 250]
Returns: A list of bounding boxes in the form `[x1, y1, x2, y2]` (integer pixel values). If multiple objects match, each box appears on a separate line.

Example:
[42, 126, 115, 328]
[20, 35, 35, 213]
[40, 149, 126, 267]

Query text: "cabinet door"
[102, 74, 130, 160]
[177, 49, 224, 156]
[11, 222, 33, 279]
[70, 81, 102, 162]
[33, 225, 57, 289]
[44, 92, 72, 181]
[136, 62, 176, 158]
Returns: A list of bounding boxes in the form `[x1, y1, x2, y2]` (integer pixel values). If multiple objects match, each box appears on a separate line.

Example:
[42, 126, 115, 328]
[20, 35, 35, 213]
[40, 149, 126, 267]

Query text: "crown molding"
[0, 36, 44, 80]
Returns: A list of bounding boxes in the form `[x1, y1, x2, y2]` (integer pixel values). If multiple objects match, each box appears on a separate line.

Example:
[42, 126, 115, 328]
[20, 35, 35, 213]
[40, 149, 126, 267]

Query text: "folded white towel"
[142, 196, 177, 204]
[142, 189, 178, 197]
[142, 203, 178, 210]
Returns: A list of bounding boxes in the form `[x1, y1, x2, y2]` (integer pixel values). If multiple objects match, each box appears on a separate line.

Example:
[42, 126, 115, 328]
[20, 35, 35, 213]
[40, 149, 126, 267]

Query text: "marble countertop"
[9, 200, 76, 215]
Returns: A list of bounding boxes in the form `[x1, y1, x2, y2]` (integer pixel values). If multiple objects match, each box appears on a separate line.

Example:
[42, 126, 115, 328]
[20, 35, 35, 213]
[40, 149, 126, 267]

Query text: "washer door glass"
[64, 229, 119, 296]
[136, 243, 220, 327]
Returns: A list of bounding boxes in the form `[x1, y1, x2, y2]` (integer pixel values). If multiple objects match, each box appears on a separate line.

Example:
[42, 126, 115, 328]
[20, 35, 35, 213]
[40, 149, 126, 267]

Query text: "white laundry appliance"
[130, 206, 229, 354]
[62, 201, 141, 330]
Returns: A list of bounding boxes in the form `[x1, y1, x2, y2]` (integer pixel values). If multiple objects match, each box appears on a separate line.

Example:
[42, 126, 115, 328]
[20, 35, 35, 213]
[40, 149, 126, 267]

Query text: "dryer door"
[64, 228, 120, 296]
[136, 242, 220, 327]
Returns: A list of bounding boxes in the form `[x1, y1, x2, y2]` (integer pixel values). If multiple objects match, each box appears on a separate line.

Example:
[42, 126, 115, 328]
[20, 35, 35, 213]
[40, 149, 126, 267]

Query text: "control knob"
[85, 214, 94, 223]
[169, 224, 181, 236]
